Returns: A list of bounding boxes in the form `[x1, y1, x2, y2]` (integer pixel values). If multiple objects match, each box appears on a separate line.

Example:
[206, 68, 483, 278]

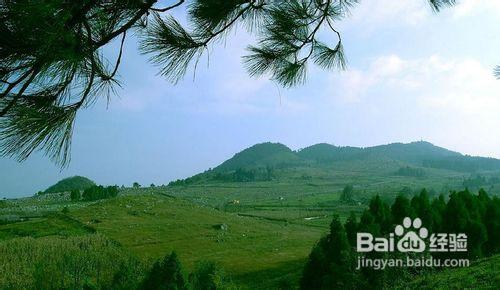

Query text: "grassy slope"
[161, 158, 469, 229]
[1, 192, 499, 289]
[183, 141, 500, 214]
[2, 142, 499, 288]
[0, 213, 93, 240]
[70, 193, 325, 289]
[406, 254, 500, 289]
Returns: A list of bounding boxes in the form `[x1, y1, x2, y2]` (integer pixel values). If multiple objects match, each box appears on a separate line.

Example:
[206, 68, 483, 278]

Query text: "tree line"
[423, 156, 500, 172]
[169, 166, 275, 186]
[70, 185, 119, 202]
[300, 188, 500, 289]
[140, 252, 235, 290]
[463, 174, 500, 188]
[396, 166, 426, 178]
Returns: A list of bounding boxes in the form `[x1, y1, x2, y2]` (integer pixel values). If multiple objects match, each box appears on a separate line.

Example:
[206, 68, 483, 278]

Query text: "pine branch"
[151, 0, 185, 12]
[0, 102, 77, 166]
[495, 65, 500, 80]
[428, 0, 456, 12]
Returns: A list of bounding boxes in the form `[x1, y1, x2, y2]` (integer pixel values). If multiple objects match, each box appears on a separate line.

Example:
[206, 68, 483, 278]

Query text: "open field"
[0, 190, 328, 289]
[70, 193, 325, 288]
[1, 183, 500, 288]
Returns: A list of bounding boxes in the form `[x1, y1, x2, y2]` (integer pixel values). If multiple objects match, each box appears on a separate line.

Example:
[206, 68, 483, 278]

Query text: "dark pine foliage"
[339, 184, 355, 204]
[396, 166, 426, 178]
[300, 188, 500, 289]
[81, 185, 119, 201]
[189, 260, 230, 290]
[300, 215, 357, 289]
[141, 251, 187, 290]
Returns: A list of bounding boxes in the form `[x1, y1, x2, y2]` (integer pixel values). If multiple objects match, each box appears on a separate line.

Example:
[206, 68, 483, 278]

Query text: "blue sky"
[2, 0, 500, 197]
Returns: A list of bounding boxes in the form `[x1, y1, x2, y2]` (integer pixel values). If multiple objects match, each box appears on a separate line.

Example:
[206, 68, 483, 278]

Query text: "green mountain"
[44, 176, 96, 194]
[215, 142, 300, 172]
[366, 141, 460, 164]
[170, 141, 500, 199]
[214, 141, 500, 173]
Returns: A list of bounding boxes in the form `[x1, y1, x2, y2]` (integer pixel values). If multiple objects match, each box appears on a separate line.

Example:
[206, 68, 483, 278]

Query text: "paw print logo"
[395, 217, 428, 253]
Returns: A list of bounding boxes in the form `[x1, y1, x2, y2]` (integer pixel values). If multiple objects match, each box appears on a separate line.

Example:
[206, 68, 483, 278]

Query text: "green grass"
[1, 185, 499, 289]
[406, 254, 500, 289]
[69, 193, 325, 289]
[0, 234, 143, 289]
[2, 143, 500, 289]
[0, 213, 94, 240]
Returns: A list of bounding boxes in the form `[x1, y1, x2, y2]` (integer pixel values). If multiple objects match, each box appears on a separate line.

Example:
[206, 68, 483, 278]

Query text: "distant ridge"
[296, 143, 364, 162]
[212, 141, 500, 173]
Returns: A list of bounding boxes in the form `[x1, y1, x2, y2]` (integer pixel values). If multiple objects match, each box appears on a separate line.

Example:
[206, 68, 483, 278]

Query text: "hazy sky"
[2, 0, 500, 197]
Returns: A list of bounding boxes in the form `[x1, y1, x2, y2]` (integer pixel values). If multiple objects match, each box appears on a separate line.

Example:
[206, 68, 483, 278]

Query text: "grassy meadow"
[1, 142, 500, 289]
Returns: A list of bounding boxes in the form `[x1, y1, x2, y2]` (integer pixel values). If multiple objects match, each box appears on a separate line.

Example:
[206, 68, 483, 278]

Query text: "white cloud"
[344, 0, 500, 29]
[330, 54, 500, 157]
[346, 0, 430, 27]
[453, 0, 500, 18]
[333, 55, 416, 102]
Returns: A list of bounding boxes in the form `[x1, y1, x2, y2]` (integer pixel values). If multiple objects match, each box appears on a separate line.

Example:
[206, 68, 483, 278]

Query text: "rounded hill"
[44, 176, 96, 194]
[215, 142, 300, 172]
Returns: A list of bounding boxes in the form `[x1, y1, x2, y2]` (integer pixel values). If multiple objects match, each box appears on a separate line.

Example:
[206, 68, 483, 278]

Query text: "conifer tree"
[340, 185, 355, 204]
[141, 251, 186, 290]
[300, 215, 355, 289]
[411, 189, 434, 231]
[391, 194, 413, 225]
[344, 211, 358, 247]
[369, 194, 391, 234]
[484, 197, 500, 254]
